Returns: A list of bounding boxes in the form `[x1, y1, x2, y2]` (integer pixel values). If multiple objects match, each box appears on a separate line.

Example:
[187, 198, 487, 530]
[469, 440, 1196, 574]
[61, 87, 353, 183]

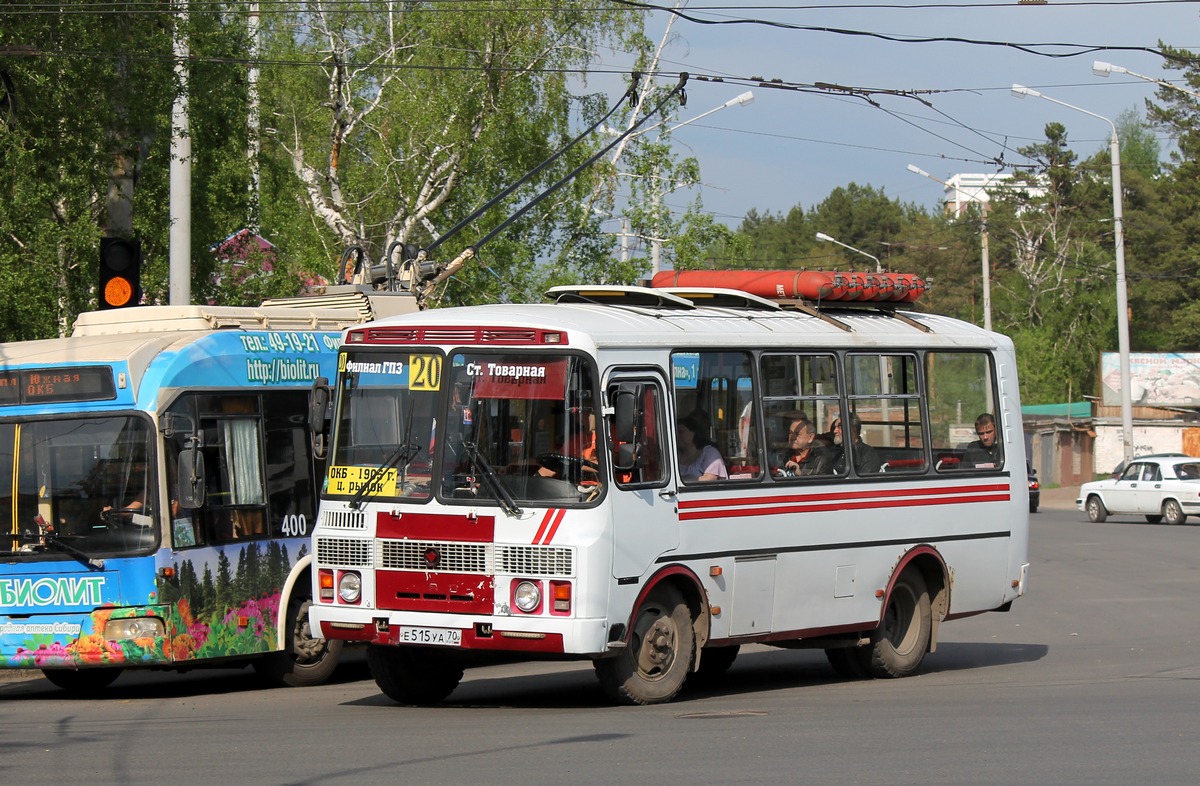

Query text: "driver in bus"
[537, 408, 598, 481]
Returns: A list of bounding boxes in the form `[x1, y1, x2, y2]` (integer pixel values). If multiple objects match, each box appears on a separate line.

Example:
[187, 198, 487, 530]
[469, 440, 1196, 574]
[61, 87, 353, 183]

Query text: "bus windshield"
[330, 351, 442, 500]
[439, 352, 600, 506]
[1, 416, 156, 556]
[329, 350, 601, 507]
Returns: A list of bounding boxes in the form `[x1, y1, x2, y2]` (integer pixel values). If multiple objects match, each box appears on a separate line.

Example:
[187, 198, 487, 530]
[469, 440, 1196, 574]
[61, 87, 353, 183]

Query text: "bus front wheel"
[42, 668, 122, 693]
[368, 645, 464, 705]
[595, 584, 694, 705]
[859, 570, 932, 679]
[256, 597, 343, 687]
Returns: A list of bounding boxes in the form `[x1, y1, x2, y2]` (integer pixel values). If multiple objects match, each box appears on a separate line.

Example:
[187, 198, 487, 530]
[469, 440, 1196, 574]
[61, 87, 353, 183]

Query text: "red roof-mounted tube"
[650, 270, 925, 304]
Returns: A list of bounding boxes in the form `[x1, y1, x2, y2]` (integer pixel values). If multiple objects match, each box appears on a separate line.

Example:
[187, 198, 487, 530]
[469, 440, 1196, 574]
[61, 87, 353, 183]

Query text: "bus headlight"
[513, 580, 541, 613]
[105, 617, 165, 641]
[338, 571, 362, 604]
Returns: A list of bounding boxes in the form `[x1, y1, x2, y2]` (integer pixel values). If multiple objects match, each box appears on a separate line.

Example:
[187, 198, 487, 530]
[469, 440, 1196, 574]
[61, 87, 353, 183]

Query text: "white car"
[1077, 456, 1200, 525]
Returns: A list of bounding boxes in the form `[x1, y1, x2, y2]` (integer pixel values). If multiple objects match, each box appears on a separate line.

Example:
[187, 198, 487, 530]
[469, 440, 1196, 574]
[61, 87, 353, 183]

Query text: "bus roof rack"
[653, 287, 782, 311]
[547, 285, 696, 309]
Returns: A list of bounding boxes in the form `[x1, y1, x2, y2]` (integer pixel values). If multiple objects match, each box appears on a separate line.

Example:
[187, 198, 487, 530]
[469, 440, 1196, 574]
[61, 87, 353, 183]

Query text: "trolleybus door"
[606, 372, 678, 580]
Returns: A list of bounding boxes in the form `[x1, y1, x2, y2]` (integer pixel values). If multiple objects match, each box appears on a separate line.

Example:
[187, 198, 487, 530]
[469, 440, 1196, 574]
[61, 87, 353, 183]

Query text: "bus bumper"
[310, 604, 611, 655]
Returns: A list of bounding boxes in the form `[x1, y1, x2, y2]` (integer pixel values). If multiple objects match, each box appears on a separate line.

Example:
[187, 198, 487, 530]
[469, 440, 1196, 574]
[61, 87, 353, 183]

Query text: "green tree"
[257, 1, 658, 301]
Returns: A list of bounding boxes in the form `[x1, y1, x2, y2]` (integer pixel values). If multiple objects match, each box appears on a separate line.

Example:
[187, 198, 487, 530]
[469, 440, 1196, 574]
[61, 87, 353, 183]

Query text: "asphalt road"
[3, 501, 1199, 786]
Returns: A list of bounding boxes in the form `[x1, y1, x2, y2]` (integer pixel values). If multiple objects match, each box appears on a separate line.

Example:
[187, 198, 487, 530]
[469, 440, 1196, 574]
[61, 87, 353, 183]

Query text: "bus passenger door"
[607, 374, 678, 580]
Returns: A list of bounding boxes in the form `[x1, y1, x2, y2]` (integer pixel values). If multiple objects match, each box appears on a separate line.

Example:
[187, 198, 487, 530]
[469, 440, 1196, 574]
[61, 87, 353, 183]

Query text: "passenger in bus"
[676, 411, 728, 482]
[775, 414, 835, 477]
[831, 413, 882, 474]
[962, 413, 1001, 468]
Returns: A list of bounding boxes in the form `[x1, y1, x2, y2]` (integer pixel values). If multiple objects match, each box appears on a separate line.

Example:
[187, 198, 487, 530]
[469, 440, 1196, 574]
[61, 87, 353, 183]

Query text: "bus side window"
[197, 396, 268, 544]
[924, 351, 998, 473]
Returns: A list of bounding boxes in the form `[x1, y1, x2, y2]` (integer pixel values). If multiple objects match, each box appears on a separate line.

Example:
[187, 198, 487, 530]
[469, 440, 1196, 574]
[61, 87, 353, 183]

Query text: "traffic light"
[99, 237, 142, 310]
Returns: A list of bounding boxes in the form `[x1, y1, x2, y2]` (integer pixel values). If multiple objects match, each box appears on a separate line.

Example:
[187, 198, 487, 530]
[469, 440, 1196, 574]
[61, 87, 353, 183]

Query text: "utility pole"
[169, 0, 192, 305]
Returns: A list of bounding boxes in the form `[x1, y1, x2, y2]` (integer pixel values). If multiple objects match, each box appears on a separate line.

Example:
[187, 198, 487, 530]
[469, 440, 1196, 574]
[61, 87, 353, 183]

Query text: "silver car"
[1078, 456, 1200, 525]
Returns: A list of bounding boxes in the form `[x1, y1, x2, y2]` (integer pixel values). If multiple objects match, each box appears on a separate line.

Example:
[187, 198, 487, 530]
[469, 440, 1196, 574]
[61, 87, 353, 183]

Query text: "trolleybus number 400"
[398, 626, 462, 646]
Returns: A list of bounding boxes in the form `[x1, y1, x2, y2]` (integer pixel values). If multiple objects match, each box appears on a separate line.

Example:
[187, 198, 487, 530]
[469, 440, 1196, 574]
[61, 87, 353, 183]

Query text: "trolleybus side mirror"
[177, 444, 205, 509]
[309, 377, 331, 459]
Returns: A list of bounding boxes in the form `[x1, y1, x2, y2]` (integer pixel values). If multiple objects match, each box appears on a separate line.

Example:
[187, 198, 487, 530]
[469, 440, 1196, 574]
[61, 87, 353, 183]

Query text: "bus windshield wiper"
[464, 442, 522, 517]
[43, 534, 105, 571]
[349, 442, 421, 510]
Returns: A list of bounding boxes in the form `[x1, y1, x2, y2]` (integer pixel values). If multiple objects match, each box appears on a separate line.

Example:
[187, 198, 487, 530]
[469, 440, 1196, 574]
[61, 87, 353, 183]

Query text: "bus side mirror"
[611, 384, 642, 473]
[613, 386, 637, 444]
[615, 442, 638, 472]
[177, 446, 205, 509]
[309, 377, 331, 459]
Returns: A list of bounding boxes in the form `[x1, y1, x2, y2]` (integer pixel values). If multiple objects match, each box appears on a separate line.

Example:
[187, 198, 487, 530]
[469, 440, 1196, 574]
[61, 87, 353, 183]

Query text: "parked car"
[1027, 461, 1040, 513]
[1109, 452, 1188, 479]
[1078, 455, 1200, 525]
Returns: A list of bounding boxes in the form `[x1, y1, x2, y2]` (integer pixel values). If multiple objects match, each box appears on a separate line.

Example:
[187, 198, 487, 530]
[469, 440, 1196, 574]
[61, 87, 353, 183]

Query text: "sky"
[590, 0, 1200, 229]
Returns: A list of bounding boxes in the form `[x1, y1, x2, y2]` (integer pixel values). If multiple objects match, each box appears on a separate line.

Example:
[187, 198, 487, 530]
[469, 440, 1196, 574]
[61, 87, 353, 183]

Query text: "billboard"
[1101, 352, 1200, 407]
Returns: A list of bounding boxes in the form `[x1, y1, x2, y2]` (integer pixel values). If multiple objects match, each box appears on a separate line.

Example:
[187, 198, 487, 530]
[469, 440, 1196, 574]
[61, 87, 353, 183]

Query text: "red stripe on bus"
[541, 508, 567, 544]
[678, 492, 1012, 521]
[677, 483, 1011, 510]
[531, 509, 556, 544]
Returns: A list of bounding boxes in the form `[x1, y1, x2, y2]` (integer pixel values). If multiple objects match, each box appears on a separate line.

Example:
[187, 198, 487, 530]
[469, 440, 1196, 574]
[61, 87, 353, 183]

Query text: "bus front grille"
[316, 537, 372, 567]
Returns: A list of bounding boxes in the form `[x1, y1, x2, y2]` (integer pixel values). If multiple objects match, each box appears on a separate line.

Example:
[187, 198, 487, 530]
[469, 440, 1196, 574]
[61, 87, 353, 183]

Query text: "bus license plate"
[398, 626, 462, 646]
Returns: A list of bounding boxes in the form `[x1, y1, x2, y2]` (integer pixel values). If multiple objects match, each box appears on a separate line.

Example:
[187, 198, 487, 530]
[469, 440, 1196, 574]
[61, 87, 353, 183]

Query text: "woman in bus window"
[676, 411, 727, 482]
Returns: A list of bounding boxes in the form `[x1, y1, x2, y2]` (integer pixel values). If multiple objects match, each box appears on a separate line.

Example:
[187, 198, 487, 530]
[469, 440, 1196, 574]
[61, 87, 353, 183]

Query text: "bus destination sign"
[0, 366, 117, 406]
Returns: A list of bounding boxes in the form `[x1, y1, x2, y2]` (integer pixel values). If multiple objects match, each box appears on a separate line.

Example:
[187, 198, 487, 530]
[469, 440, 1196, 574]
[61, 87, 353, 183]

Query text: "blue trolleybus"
[0, 303, 386, 691]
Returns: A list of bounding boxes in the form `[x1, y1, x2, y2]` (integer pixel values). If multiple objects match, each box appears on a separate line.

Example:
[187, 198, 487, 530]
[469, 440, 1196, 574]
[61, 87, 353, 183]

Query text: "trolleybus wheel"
[256, 597, 343, 687]
[368, 644, 464, 705]
[595, 584, 694, 705]
[42, 668, 122, 693]
[859, 570, 932, 679]
[1086, 495, 1108, 523]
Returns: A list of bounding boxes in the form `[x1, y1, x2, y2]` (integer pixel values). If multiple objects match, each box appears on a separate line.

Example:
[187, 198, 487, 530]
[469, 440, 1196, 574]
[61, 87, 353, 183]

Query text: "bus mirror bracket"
[309, 377, 331, 459]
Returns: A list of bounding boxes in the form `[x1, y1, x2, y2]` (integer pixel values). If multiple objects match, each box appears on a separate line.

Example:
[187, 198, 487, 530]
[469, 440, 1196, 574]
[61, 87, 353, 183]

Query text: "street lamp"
[1093, 60, 1200, 100]
[639, 91, 754, 273]
[1012, 83, 1134, 463]
[815, 232, 882, 272]
[907, 164, 992, 332]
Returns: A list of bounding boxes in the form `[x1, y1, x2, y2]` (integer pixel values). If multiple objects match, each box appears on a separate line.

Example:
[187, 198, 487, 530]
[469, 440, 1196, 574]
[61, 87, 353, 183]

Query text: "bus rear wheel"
[859, 571, 932, 679]
[42, 668, 122, 693]
[595, 584, 694, 705]
[368, 645, 464, 705]
[256, 597, 343, 687]
[825, 647, 871, 679]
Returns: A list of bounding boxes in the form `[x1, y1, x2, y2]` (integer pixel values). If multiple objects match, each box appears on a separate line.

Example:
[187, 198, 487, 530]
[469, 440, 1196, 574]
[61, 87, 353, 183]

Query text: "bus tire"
[595, 584, 694, 705]
[825, 647, 871, 679]
[42, 668, 122, 693]
[690, 645, 740, 686]
[860, 570, 932, 679]
[1086, 495, 1108, 523]
[256, 597, 343, 687]
[368, 645, 463, 705]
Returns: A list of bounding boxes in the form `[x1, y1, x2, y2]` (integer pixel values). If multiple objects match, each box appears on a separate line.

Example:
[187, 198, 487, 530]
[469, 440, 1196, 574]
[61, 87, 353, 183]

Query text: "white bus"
[308, 271, 1030, 705]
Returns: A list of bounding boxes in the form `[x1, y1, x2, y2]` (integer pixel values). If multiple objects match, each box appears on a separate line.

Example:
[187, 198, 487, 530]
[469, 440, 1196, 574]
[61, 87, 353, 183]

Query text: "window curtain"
[222, 419, 264, 504]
